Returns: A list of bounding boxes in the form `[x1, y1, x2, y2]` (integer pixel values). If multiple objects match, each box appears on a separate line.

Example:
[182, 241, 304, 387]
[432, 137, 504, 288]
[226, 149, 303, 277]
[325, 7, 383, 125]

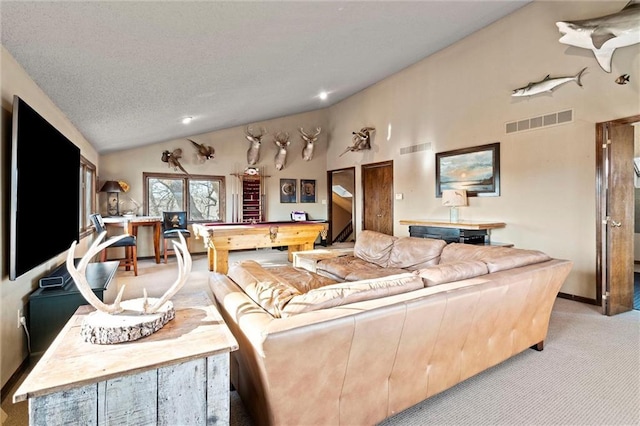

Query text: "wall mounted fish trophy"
[556, 0, 640, 73]
[340, 127, 375, 157]
[161, 148, 189, 174]
[188, 138, 215, 161]
[512, 68, 586, 97]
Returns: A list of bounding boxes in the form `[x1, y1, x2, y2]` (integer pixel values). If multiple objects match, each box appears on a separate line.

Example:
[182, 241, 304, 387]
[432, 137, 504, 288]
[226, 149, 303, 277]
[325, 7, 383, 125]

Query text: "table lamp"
[442, 189, 467, 223]
[99, 180, 123, 216]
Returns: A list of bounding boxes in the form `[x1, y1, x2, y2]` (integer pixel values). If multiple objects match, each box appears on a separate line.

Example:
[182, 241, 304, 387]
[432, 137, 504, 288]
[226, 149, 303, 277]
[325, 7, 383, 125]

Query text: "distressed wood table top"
[399, 219, 506, 230]
[14, 291, 238, 403]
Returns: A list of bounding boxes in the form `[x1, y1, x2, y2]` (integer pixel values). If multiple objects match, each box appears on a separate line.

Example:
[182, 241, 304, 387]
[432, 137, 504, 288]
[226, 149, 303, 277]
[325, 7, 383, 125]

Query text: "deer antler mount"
[245, 126, 266, 166]
[299, 127, 321, 161]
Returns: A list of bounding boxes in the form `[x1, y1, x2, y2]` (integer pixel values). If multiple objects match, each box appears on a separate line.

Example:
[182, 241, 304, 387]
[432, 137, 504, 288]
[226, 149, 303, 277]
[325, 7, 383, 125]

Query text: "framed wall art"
[435, 142, 500, 197]
[300, 179, 316, 203]
[280, 178, 297, 203]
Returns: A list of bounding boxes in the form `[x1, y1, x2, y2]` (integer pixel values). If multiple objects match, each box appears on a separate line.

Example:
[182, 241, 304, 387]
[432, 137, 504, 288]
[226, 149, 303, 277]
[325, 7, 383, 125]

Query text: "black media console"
[29, 261, 119, 354]
[408, 225, 489, 244]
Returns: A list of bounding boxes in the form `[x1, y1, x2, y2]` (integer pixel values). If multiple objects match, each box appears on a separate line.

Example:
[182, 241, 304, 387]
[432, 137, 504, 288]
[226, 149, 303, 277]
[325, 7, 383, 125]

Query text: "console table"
[103, 215, 162, 263]
[399, 219, 506, 244]
[14, 291, 238, 425]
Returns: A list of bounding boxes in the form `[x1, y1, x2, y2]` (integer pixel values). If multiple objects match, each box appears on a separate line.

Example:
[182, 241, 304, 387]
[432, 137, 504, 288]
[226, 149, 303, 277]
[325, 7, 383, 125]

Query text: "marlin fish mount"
[512, 68, 587, 97]
[556, 0, 640, 73]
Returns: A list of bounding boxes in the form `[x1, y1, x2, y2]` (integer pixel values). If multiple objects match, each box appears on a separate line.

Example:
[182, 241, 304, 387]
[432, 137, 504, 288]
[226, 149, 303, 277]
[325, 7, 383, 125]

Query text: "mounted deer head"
[245, 126, 266, 166]
[299, 127, 321, 161]
[339, 126, 375, 157]
[273, 131, 290, 171]
[66, 231, 192, 315]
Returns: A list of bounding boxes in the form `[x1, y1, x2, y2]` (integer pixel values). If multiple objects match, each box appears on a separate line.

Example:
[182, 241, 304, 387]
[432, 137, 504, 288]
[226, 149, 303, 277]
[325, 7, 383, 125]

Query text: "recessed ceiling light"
[182, 116, 193, 124]
[319, 91, 328, 101]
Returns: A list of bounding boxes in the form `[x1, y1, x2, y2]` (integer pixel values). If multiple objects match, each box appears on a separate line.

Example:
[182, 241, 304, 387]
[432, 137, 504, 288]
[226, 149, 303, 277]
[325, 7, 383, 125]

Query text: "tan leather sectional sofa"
[209, 230, 572, 426]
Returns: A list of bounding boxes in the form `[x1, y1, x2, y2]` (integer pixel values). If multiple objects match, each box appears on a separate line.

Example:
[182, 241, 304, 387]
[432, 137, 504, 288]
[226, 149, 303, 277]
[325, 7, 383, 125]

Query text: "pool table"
[192, 221, 328, 273]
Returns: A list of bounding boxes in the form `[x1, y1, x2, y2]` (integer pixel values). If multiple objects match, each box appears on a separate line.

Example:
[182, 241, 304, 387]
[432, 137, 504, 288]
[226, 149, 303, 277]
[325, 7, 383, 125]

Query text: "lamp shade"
[99, 180, 123, 193]
[442, 189, 467, 207]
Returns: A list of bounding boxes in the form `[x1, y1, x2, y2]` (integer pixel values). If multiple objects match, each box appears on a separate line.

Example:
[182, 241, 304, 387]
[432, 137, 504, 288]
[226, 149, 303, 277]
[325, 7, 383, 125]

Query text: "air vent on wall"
[506, 109, 573, 134]
[400, 142, 431, 155]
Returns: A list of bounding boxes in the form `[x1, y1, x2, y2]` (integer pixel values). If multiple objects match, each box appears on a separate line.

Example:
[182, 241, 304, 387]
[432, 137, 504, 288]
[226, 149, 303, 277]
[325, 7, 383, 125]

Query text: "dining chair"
[162, 211, 191, 263]
[89, 213, 138, 276]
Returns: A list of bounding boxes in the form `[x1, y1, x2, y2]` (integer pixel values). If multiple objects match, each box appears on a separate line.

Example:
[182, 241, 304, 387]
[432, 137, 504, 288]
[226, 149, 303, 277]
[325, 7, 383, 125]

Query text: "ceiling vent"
[506, 109, 573, 134]
[400, 142, 431, 155]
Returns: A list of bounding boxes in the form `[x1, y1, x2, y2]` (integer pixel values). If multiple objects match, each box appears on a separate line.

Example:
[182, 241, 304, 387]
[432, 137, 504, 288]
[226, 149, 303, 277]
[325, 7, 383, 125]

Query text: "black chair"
[162, 211, 191, 263]
[90, 213, 138, 276]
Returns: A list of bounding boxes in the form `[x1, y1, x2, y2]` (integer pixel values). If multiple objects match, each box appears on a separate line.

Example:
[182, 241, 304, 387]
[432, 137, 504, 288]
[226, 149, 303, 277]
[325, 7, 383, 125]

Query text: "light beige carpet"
[3, 248, 639, 426]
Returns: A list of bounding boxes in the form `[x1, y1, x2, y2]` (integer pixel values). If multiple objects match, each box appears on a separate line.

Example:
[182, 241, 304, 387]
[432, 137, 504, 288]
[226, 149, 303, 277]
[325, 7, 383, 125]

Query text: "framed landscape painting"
[435, 142, 500, 197]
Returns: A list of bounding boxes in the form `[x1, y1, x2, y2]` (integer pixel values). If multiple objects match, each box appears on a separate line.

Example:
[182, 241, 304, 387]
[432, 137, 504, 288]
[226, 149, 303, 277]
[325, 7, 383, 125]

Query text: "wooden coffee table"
[14, 291, 238, 425]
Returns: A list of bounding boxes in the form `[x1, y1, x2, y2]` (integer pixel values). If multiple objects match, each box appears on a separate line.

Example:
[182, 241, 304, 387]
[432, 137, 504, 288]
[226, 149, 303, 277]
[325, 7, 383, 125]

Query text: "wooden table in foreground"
[103, 215, 162, 263]
[399, 219, 506, 244]
[192, 221, 328, 273]
[14, 292, 238, 425]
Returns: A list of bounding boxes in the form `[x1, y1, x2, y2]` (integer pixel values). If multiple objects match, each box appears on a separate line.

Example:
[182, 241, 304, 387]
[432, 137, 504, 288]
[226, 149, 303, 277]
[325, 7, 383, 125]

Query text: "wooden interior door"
[362, 161, 393, 235]
[597, 117, 638, 315]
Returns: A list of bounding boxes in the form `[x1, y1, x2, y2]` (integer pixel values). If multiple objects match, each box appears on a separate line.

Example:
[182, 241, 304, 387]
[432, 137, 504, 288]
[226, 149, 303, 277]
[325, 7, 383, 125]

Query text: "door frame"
[326, 167, 356, 244]
[361, 160, 394, 234]
[595, 114, 640, 312]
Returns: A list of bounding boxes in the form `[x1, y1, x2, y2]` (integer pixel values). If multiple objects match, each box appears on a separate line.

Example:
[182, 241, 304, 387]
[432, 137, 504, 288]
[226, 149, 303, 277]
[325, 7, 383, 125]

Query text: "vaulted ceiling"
[1, 1, 531, 153]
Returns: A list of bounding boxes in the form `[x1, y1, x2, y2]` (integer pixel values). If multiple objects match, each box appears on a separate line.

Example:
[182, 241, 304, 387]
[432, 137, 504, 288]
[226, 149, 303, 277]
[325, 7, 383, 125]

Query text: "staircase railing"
[333, 221, 353, 243]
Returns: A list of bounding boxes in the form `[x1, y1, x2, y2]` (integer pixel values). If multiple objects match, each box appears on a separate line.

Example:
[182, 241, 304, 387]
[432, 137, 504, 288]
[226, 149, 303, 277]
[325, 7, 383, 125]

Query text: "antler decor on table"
[66, 231, 192, 344]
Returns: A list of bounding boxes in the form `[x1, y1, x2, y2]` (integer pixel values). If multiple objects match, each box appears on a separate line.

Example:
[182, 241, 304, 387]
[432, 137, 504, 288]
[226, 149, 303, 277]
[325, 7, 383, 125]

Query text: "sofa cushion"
[418, 260, 489, 287]
[227, 260, 300, 318]
[440, 243, 551, 272]
[316, 256, 380, 281]
[281, 273, 423, 317]
[387, 237, 446, 270]
[268, 265, 339, 293]
[481, 247, 551, 273]
[353, 230, 397, 267]
[344, 267, 409, 281]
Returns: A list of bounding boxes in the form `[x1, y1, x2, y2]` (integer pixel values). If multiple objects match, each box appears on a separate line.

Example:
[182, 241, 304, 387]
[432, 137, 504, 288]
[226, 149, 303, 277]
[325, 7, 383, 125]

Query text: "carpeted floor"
[3, 249, 639, 425]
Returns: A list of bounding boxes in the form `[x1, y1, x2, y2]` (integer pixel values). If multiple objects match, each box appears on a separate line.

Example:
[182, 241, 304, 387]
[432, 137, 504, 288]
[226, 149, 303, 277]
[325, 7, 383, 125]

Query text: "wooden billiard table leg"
[212, 248, 229, 274]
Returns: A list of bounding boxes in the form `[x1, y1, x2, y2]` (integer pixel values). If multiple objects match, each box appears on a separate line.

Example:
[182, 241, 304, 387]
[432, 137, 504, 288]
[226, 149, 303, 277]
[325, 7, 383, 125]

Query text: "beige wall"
[99, 110, 329, 257]
[0, 46, 99, 388]
[2, 0, 639, 389]
[326, 1, 639, 299]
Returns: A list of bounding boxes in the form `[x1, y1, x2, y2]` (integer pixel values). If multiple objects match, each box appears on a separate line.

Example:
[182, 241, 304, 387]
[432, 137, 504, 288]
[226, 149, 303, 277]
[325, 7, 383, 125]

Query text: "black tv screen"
[10, 95, 80, 280]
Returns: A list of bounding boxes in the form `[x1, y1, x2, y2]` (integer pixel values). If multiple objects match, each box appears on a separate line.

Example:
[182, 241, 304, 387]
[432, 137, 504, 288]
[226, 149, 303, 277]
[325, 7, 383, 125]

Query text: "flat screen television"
[10, 95, 80, 280]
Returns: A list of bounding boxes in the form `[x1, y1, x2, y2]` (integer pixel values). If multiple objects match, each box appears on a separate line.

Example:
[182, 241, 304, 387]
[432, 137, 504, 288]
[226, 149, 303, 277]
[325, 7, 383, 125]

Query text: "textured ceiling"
[1, 1, 531, 153]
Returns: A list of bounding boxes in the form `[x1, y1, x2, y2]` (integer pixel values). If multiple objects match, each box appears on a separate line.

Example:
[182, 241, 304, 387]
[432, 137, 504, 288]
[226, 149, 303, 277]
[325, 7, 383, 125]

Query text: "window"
[79, 156, 96, 237]
[143, 172, 225, 222]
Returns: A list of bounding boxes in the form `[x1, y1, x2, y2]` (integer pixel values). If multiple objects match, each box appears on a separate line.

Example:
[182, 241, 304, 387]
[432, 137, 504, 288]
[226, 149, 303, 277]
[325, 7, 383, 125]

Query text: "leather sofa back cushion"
[418, 260, 488, 287]
[353, 230, 397, 267]
[440, 243, 551, 273]
[281, 273, 423, 317]
[387, 237, 446, 270]
[226, 261, 302, 318]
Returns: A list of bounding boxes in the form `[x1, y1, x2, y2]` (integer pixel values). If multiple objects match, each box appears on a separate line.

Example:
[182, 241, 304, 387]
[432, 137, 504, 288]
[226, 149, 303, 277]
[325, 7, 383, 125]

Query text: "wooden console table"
[14, 292, 238, 425]
[399, 219, 506, 244]
[103, 215, 162, 263]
